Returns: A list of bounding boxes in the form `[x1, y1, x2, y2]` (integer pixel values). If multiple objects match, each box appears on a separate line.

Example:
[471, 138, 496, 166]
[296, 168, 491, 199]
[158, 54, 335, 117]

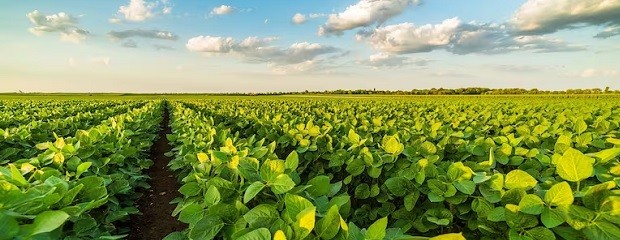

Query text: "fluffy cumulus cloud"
[319, 0, 418, 36]
[186, 36, 341, 73]
[211, 5, 233, 15]
[116, 0, 172, 22]
[108, 29, 178, 41]
[511, 0, 620, 37]
[357, 17, 586, 55]
[359, 53, 430, 68]
[27, 10, 89, 43]
[292, 13, 307, 24]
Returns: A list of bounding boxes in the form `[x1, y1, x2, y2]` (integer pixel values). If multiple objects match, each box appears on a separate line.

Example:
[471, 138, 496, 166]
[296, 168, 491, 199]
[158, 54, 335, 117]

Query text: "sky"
[0, 0, 619, 93]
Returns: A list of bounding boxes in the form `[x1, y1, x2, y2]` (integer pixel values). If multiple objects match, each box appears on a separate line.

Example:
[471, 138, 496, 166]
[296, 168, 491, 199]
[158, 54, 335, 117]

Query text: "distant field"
[1, 95, 619, 240]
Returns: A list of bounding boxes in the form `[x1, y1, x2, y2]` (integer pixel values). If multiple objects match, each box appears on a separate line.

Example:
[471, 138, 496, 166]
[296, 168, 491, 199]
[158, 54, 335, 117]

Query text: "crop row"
[0, 101, 162, 239]
[165, 98, 619, 240]
[0, 101, 146, 162]
[0, 101, 124, 129]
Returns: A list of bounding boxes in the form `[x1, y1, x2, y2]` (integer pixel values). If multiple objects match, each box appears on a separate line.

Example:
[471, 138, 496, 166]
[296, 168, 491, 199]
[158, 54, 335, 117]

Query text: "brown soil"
[128, 104, 187, 240]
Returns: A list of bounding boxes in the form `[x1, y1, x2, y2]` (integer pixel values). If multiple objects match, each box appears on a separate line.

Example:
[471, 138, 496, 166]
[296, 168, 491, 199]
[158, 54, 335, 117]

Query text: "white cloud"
[293, 13, 307, 24]
[580, 68, 619, 78]
[186, 36, 341, 73]
[319, 0, 418, 36]
[116, 0, 171, 22]
[211, 5, 233, 15]
[511, 0, 620, 36]
[357, 17, 586, 55]
[27, 10, 89, 43]
[359, 53, 430, 69]
[356, 18, 460, 53]
[186, 36, 235, 52]
[118, 0, 155, 22]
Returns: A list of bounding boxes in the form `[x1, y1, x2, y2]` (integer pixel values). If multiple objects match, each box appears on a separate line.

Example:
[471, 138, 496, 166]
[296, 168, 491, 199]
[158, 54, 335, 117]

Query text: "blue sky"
[0, 0, 618, 93]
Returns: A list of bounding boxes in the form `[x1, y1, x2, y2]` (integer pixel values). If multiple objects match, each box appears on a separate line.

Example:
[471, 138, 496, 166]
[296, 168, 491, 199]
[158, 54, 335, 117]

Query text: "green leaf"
[271, 174, 295, 194]
[575, 119, 588, 134]
[179, 182, 202, 197]
[504, 170, 538, 190]
[189, 215, 224, 240]
[244, 181, 266, 203]
[366, 217, 388, 240]
[306, 175, 331, 197]
[8, 164, 27, 187]
[544, 182, 573, 207]
[204, 185, 221, 206]
[589, 148, 620, 164]
[295, 207, 315, 239]
[385, 177, 412, 197]
[541, 208, 565, 228]
[453, 180, 476, 195]
[244, 204, 280, 228]
[0, 213, 19, 240]
[285, 151, 299, 170]
[236, 228, 272, 240]
[260, 160, 285, 183]
[382, 136, 403, 155]
[519, 194, 544, 215]
[285, 194, 313, 221]
[583, 220, 620, 240]
[75, 162, 92, 179]
[354, 184, 370, 199]
[556, 148, 594, 182]
[316, 205, 340, 240]
[30, 210, 69, 236]
[525, 227, 556, 240]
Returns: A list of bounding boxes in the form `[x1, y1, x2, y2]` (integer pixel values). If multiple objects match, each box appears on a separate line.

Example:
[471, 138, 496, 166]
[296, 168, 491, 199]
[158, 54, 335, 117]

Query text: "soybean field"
[1, 95, 620, 240]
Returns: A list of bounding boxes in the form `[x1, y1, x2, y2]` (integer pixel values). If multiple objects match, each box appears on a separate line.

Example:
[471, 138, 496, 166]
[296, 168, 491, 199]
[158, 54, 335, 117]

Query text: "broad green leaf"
[382, 136, 403, 155]
[525, 227, 556, 240]
[285, 194, 313, 221]
[244, 204, 280, 228]
[8, 164, 27, 187]
[0, 213, 19, 240]
[544, 182, 573, 207]
[575, 119, 588, 134]
[316, 205, 340, 239]
[189, 215, 224, 240]
[453, 180, 476, 195]
[556, 148, 594, 182]
[583, 220, 620, 240]
[306, 175, 331, 197]
[366, 217, 388, 240]
[541, 208, 565, 228]
[504, 170, 537, 190]
[197, 152, 209, 163]
[30, 210, 70, 236]
[236, 228, 271, 240]
[519, 194, 544, 215]
[204, 185, 221, 206]
[271, 174, 295, 194]
[385, 177, 412, 197]
[179, 182, 202, 197]
[589, 148, 620, 164]
[295, 207, 316, 239]
[260, 160, 285, 183]
[75, 162, 92, 178]
[244, 181, 265, 203]
[285, 151, 299, 170]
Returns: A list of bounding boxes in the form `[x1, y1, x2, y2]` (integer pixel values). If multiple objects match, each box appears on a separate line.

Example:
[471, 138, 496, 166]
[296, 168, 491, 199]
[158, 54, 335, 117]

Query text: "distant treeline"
[223, 87, 620, 96]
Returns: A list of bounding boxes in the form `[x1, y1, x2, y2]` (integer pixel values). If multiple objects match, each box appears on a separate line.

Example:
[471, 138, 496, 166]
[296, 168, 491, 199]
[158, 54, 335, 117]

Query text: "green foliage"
[165, 98, 620, 240]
